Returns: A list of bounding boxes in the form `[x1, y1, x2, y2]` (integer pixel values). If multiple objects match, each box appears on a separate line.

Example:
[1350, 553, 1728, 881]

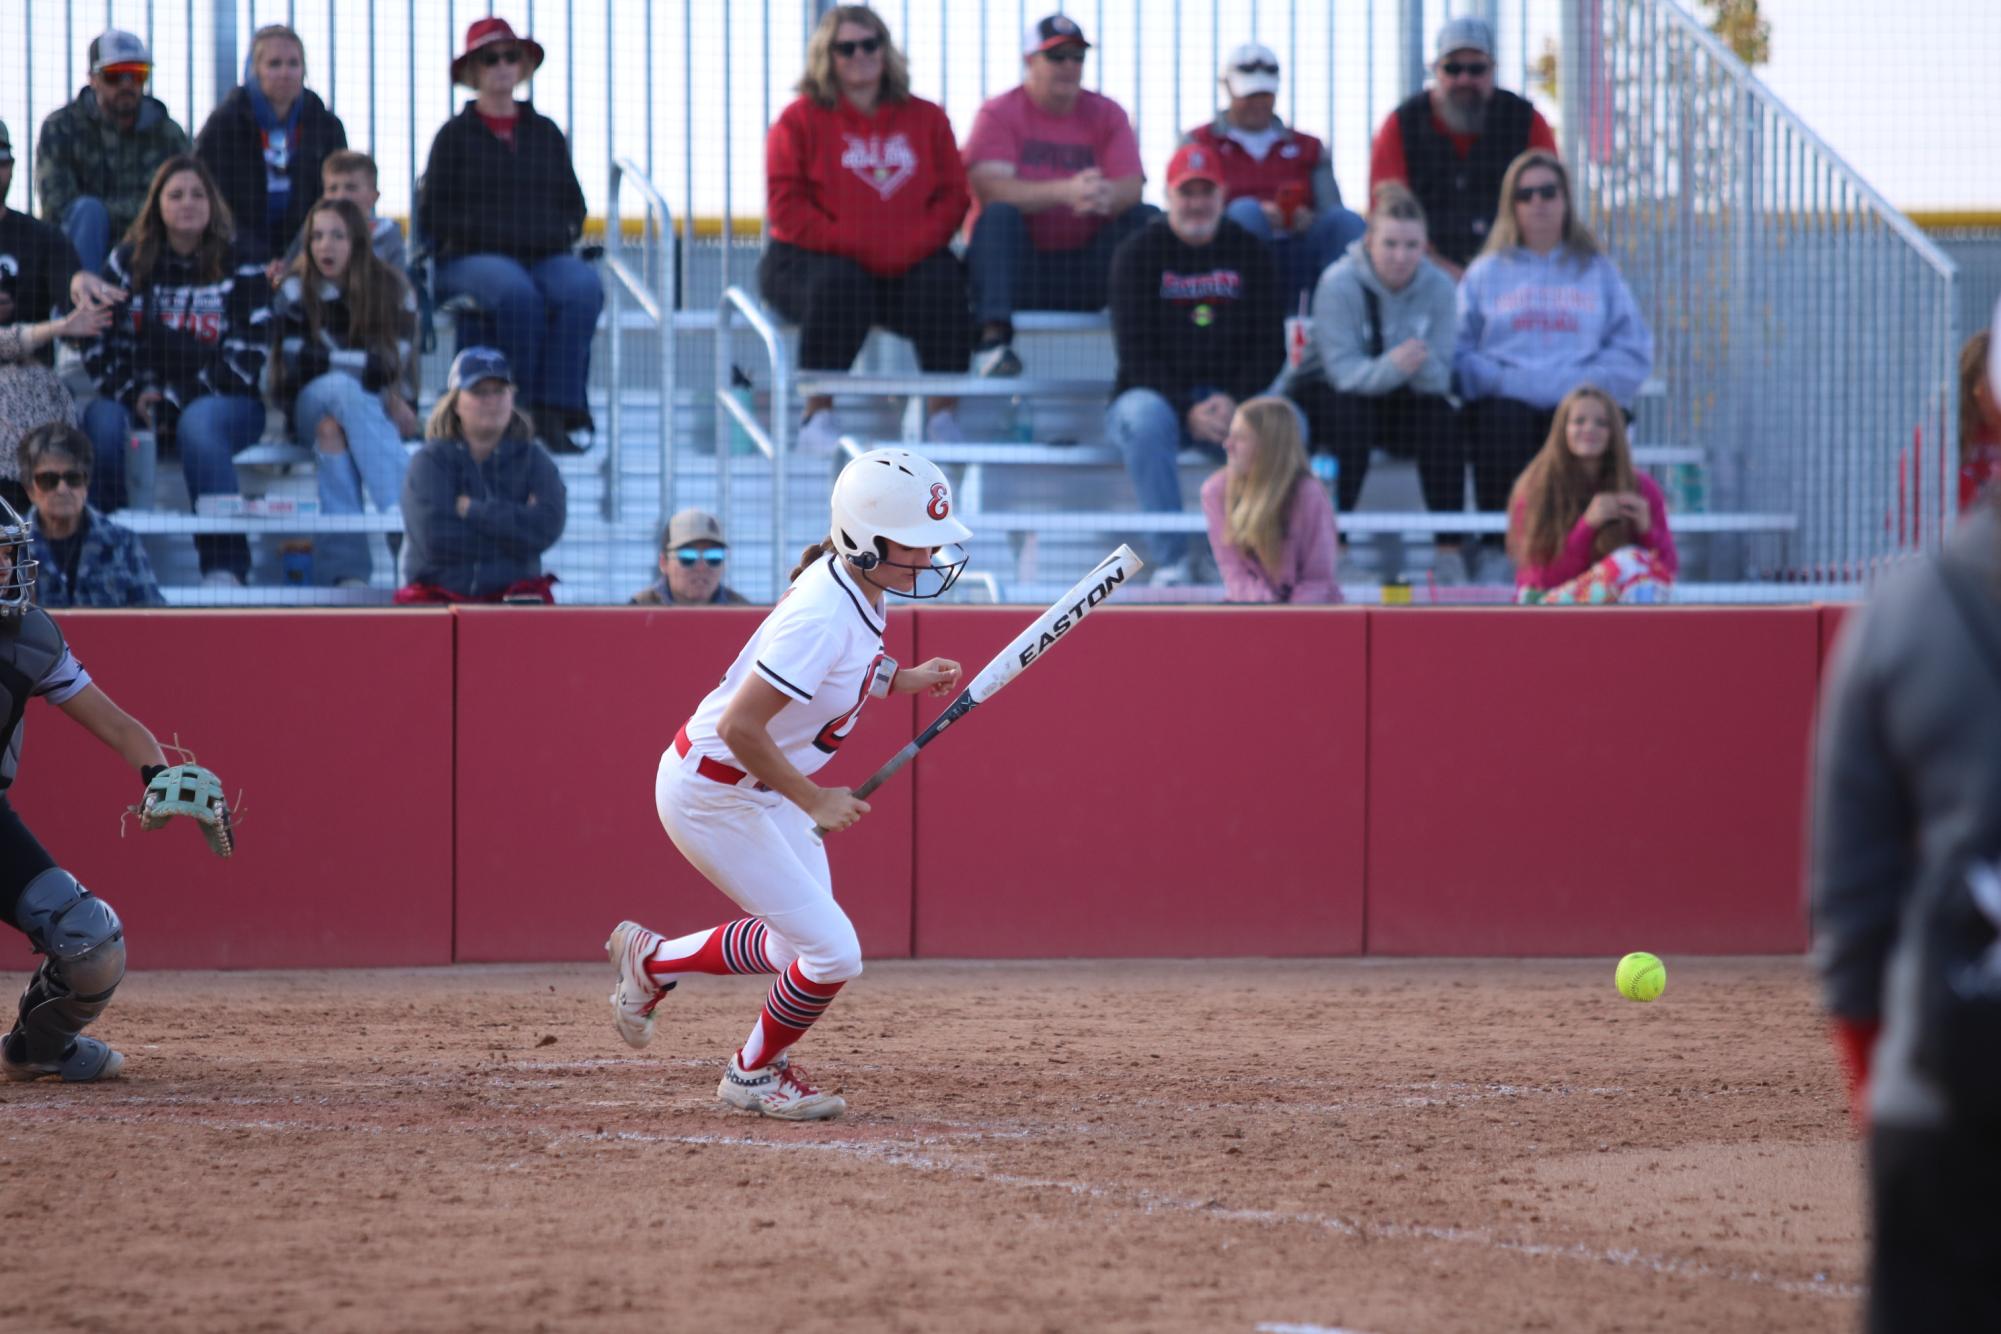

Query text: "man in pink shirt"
[963, 14, 1155, 376]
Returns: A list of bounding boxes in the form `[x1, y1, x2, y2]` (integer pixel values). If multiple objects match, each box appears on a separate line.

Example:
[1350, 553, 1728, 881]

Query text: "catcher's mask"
[0, 494, 38, 618]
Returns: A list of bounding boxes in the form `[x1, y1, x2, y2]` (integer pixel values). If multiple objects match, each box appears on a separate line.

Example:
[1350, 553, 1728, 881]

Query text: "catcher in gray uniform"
[0, 491, 231, 1082]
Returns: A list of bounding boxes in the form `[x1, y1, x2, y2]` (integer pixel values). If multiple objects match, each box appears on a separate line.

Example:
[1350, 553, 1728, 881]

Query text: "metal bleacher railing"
[1565, 0, 1962, 588]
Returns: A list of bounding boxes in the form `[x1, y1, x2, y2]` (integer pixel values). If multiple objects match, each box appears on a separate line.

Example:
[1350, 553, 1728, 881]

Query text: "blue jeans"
[63, 198, 112, 276]
[85, 393, 265, 576]
[436, 252, 604, 413]
[294, 372, 410, 584]
[967, 201, 1157, 328]
[1226, 197, 1367, 310]
[1106, 388, 1212, 568]
[80, 396, 134, 512]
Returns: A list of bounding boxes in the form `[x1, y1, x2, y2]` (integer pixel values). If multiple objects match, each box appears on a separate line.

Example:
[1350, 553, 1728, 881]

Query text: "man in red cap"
[962, 14, 1155, 377]
[1105, 143, 1284, 585]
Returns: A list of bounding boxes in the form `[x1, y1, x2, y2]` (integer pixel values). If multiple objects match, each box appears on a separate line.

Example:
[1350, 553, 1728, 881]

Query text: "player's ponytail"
[788, 537, 835, 584]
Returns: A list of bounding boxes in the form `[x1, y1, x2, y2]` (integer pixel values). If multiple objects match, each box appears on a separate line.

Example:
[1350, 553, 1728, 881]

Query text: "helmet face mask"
[0, 494, 37, 618]
[830, 449, 974, 600]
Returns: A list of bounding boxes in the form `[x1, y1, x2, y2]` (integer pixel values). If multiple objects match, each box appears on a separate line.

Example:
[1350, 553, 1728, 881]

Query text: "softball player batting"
[606, 447, 971, 1120]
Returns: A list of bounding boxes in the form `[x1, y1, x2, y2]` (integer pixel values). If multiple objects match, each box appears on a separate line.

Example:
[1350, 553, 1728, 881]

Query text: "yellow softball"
[1615, 952, 1667, 1002]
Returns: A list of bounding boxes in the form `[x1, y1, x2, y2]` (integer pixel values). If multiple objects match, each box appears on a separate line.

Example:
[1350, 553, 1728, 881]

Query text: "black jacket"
[1109, 217, 1284, 412]
[401, 431, 567, 598]
[1394, 88, 1537, 269]
[83, 243, 271, 423]
[416, 102, 587, 263]
[1813, 504, 2001, 1128]
[194, 86, 349, 263]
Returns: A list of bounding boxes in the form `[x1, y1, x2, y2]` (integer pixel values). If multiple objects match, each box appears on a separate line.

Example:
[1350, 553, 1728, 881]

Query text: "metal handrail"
[718, 286, 792, 598]
[606, 158, 679, 528]
[1634, 1, 1956, 282]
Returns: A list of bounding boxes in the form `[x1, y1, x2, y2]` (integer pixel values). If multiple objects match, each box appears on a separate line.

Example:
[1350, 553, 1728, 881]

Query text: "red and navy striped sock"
[643, 917, 780, 984]
[738, 961, 844, 1070]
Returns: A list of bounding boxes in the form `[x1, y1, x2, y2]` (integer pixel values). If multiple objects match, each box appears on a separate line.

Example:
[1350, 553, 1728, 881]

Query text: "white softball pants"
[654, 749, 864, 984]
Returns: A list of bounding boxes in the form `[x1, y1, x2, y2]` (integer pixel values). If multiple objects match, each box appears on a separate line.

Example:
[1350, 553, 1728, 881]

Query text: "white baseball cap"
[1222, 42, 1281, 99]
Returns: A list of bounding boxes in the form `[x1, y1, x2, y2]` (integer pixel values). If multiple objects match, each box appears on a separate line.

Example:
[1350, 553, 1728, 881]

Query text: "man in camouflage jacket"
[34, 30, 190, 274]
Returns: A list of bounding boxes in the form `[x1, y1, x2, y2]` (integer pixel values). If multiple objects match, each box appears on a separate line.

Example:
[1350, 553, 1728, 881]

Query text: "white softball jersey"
[680, 554, 891, 779]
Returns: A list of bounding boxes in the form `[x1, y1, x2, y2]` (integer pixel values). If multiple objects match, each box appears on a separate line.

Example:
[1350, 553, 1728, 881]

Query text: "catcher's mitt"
[137, 763, 235, 858]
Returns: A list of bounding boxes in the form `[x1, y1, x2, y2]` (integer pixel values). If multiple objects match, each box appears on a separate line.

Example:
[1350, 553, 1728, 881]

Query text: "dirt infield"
[0, 957, 1862, 1334]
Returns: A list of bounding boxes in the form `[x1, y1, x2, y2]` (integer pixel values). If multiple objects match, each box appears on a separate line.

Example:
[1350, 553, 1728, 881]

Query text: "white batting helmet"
[829, 448, 972, 596]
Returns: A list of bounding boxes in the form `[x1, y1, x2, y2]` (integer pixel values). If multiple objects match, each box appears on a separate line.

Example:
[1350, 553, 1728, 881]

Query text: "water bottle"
[728, 365, 758, 455]
[126, 430, 158, 512]
[1008, 395, 1033, 444]
[1311, 452, 1339, 502]
[280, 541, 314, 585]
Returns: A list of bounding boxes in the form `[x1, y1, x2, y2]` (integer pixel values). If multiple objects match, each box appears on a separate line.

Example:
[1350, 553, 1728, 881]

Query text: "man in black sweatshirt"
[1106, 142, 1283, 584]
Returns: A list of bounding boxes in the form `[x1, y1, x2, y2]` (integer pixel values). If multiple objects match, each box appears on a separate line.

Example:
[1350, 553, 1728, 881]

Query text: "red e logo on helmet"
[927, 482, 950, 520]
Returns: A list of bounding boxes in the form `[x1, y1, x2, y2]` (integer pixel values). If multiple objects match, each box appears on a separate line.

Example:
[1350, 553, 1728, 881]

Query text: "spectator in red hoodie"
[1959, 330, 2001, 514]
[761, 5, 971, 456]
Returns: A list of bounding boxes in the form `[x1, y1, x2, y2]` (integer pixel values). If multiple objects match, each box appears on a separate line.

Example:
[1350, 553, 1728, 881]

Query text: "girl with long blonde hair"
[1199, 396, 1339, 603]
[1505, 385, 1677, 603]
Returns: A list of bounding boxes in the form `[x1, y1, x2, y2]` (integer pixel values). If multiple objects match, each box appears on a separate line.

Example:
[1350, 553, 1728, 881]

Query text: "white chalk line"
[1, 1096, 1862, 1303]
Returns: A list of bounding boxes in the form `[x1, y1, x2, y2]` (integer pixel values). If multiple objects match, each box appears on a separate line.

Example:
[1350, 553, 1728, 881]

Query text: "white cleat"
[605, 920, 672, 1049]
[717, 1054, 846, 1121]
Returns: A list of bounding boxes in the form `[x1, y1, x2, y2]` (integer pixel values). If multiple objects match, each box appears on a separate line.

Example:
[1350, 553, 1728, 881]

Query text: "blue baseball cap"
[446, 346, 513, 392]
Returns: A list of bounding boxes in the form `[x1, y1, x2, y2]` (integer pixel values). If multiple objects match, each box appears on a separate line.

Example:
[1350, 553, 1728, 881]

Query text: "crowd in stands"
[0, 10, 1968, 606]
[767, 8, 1670, 599]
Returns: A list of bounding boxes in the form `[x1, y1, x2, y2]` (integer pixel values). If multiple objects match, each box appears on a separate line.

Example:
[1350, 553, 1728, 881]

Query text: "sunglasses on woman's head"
[1441, 61, 1491, 77]
[832, 36, 882, 57]
[1514, 183, 1562, 202]
[1235, 60, 1279, 76]
[674, 547, 728, 568]
[478, 46, 524, 67]
[33, 470, 89, 491]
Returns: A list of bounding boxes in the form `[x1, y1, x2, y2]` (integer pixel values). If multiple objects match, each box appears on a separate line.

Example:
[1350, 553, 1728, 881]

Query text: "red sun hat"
[452, 17, 546, 88]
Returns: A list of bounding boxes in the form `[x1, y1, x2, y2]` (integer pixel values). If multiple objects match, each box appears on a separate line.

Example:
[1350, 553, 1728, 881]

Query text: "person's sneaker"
[925, 408, 965, 444]
[794, 409, 843, 456]
[1430, 546, 1470, 586]
[1473, 544, 1516, 587]
[202, 569, 246, 589]
[1, 1030, 124, 1082]
[974, 342, 1023, 378]
[605, 920, 673, 1050]
[1148, 554, 1199, 588]
[717, 1053, 846, 1121]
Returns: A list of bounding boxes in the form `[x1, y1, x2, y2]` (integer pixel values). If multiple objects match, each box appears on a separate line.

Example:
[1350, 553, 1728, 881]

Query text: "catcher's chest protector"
[0, 609, 86, 791]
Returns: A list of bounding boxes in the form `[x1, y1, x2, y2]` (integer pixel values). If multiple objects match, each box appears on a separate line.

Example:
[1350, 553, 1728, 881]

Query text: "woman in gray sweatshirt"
[1289, 183, 1459, 529]
[1453, 150, 1653, 527]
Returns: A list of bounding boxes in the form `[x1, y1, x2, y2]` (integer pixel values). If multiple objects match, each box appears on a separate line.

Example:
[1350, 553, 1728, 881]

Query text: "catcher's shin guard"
[9, 869, 126, 1069]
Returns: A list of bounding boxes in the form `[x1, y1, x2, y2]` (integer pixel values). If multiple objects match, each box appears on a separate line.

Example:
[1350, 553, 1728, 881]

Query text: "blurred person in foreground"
[1811, 317, 2001, 1330]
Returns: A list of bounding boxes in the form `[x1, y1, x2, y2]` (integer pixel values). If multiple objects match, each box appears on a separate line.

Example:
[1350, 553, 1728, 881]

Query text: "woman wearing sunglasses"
[417, 18, 602, 453]
[631, 508, 750, 606]
[15, 422, 162, 607]
[761, 5, 971, 455]
[1452, 150, 1653, 583]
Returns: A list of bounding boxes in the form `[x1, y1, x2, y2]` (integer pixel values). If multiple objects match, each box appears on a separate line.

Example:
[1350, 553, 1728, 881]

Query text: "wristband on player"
[140, 763, 166, 787]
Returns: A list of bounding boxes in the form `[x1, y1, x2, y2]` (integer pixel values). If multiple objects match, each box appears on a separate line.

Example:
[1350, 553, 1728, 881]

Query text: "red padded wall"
[9, 611, 455, 969]
[451, 608, 917, 962]
[1819, 604, 1855, 675]
[1366, 609, 1818, 956]
[910, 608, 1369, 957]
